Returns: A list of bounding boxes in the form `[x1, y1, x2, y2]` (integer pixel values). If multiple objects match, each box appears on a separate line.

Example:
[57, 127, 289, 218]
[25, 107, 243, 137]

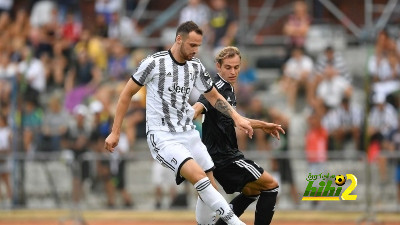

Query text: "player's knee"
[259, 174, 279, 191]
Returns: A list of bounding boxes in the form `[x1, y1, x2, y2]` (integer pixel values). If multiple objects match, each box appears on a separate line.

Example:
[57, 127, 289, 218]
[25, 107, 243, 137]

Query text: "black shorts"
[71, 160, 90, 180]
[213, 159, 264, 194]
[277, 158, 293, 184]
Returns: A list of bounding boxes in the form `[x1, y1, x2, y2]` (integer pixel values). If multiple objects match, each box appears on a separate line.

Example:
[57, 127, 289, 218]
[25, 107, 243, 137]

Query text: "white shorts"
[147, 129, 214, 185]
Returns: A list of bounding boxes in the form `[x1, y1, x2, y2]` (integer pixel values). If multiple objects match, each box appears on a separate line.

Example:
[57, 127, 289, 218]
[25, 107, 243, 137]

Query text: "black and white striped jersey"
[131, 50, 213, 133]
[315, 52, 351, 81]
[197, 73, 244, 168]
[368, 103, 398, 137]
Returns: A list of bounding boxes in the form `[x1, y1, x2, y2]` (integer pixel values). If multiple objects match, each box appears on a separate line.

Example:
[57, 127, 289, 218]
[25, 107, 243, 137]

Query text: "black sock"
[254, 186, 279, 225]
[215, 193, 258, 225]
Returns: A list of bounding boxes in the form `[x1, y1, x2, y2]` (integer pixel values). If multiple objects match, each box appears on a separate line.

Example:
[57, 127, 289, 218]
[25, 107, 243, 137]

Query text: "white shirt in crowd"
[108, 16, 141, 46]
[0, 0, 13, 10]
[368, 55, 397, 81]
[95, 0, 122, 14]
[18, 58, 46, 93]
[317, 75, 351, 108]
[0, 126, 11, 151]
[29, 0, 56, 27]
[284, 56, 313, 80]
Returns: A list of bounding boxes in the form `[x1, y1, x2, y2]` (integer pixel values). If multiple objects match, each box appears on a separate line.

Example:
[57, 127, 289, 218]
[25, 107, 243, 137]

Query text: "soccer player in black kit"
[193, 46, 285, 225]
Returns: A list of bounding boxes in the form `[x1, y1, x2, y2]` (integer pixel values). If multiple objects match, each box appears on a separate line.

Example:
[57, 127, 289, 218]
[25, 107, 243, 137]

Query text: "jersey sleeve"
[197, 94, 213, 113]
[131, 55, 156, 86]
[194, 63, 213, 93]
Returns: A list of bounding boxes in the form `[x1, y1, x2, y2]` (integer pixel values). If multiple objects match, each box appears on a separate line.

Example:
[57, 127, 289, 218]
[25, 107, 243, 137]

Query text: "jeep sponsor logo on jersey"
[168, 83, 191, 94]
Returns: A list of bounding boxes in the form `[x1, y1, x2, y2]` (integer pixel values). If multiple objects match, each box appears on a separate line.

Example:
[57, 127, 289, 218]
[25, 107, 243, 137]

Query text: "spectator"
[367, 95, 398, 181]
[368, 49, 400, 100]
[179, 0, 210, 30]
[0, 115, 12, 208]
[89, 100, 116, 208]
[47, 55, 69, 92]
[237, 97, 269, 151]
[0, 0, 13, 13]
[281, 47, 313, 111]
[18, 46, 46, 100]
[381, 114, 400, 204]
[110, 130, 134, 208]
[94, 14, 108, 38]
[56, 0, 80, 23]
[74, 29, 108, 71]
[125, 90, 146, 147]
[107, 41, 132, 81]
[61, 10, 82, 46]
[328, 97, 363, 151]
[95, 0, 122, 24]
[283, 0, 311, 50]
[0, 11, 10, 33]
[208, 0, 238, 49]
[305, 110, 328, 211]
[315, 64, 352, 109]
[22, 99, 43, 153]
[0, 52, 17, 104]
[237, 57, 257, 106]
[66, 49, 102, 92]
[314, 46, 351, 83]
[368, 96, 399, 142]
[305, 111, 328, 175]
[65, 104, 92, 206]
[9, 9, 30, 39]
[29, 0, 57, 28]
[40, 94, 69, 152]
[151, 161, 182, 209]
[267, 107, 299, 206]
[107, 12, 142, 47]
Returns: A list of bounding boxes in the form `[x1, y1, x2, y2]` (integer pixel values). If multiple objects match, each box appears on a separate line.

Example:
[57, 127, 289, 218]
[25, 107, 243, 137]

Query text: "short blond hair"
[215, 46, 241, 65]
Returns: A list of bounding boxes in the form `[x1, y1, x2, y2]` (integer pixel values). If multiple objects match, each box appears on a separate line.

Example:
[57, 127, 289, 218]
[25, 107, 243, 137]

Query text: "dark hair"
[176, 21, 203, 38]
[325, 46, 334, 52]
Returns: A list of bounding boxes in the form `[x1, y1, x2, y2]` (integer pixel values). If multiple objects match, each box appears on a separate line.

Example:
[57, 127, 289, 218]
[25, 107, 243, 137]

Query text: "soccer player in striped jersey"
[105, 21, 251, 225]
[193, 46, 285, 225]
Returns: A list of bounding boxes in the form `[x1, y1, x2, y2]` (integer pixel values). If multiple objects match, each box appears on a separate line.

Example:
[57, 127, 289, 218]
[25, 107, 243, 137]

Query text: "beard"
[180, 46, 193, 61]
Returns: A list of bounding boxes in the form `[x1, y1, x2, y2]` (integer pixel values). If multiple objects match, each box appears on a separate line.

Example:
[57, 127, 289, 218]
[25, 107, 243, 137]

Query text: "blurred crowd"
[0, 0, 400, 209]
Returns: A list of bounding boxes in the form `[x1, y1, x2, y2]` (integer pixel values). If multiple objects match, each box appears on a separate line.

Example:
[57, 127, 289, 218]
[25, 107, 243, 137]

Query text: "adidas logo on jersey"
[168, 83, 191, 94]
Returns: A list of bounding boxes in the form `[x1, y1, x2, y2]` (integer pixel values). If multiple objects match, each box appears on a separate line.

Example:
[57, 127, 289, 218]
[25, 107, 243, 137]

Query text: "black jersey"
[197, 73, 244, 168]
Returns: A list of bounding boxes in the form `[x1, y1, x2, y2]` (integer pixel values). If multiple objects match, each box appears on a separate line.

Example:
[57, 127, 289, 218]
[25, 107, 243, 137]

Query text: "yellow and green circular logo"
[335, 175, 346, 186]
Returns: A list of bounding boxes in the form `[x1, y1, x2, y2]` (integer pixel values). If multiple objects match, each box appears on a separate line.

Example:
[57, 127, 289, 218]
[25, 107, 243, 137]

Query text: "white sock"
[194, 177, 243, 225]
[196, 196, 216, 225]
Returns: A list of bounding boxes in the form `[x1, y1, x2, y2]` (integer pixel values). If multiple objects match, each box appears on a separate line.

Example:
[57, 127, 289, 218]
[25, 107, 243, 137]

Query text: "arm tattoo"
[214, 98, 233, 118]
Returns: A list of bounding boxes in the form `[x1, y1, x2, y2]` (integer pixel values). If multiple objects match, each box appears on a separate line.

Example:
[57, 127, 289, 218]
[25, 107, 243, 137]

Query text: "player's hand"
[104, 132, 119, 153]
[235, 116, 254, 139]
[261, 122, 285, 140]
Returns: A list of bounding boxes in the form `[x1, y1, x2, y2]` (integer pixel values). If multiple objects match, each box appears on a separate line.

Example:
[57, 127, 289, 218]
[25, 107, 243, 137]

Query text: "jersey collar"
[217, 73, 229, 84]
[217, 73, 234, 92]
[168, 49, 186, 66]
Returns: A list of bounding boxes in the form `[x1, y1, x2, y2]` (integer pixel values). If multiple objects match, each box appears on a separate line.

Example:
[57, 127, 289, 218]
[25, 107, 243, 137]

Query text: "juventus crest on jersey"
[132, 50, 213, 133]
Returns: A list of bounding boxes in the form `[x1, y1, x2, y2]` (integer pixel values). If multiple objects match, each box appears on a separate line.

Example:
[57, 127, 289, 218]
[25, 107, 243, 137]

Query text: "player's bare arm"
[247, 118, 285, 140]
[203, 87, 253, 138]
[105, 79, 142, 152]
[192, 102, 204, 119]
